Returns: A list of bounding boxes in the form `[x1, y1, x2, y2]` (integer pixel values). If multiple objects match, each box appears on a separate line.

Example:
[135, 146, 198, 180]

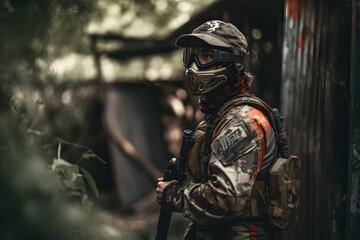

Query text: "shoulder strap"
[214, 93, 276, 136]
[202, 113, 218, 182]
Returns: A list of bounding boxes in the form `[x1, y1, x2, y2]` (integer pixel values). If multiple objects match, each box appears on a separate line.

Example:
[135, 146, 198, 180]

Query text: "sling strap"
[202, 113, 218, 182]
[214, 93, 276, 134]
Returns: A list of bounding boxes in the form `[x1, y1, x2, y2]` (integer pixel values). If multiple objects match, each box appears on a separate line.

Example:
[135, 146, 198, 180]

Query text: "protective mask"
[186, 63, 228, 96]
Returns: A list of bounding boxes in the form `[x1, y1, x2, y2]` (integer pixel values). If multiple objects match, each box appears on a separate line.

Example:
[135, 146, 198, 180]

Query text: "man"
[156, 20, 276, 239]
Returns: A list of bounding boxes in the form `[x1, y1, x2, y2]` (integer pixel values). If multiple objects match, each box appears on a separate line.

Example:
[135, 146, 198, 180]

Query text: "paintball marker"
[155, 129, 194, 240]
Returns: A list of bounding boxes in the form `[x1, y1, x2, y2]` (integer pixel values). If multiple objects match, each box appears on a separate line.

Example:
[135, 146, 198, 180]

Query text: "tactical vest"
[186, 93, 301, 230]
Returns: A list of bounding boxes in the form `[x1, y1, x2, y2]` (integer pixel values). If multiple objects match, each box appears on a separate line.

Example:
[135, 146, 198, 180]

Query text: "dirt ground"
[86, 191, 191, 240]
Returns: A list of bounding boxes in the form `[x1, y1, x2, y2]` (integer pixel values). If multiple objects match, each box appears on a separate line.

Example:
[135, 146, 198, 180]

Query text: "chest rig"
[186, 93, 301, 230]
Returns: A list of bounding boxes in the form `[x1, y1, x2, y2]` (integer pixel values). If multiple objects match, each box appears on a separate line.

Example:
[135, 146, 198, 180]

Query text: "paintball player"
[156, 20, 277, 239]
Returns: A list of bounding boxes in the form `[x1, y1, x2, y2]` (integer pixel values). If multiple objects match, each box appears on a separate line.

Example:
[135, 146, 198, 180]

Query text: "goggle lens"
[183, 47, 216, 69]
[183, 47, 244, 70]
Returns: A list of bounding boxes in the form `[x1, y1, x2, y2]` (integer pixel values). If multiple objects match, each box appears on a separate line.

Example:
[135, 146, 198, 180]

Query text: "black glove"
[162, 181, 180, 211]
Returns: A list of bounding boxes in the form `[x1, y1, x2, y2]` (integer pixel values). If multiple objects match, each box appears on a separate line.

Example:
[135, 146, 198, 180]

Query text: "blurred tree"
[0, 1, 101, 239]
[0, 85, 92, 240]
[87, 0, 214, 37]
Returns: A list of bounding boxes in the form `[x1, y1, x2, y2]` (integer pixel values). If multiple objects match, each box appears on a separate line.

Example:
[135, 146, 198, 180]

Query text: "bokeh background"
[0, 0, 359, 239]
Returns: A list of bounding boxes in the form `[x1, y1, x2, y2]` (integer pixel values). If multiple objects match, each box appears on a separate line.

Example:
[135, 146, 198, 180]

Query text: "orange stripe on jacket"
[247, 107, 270, 180]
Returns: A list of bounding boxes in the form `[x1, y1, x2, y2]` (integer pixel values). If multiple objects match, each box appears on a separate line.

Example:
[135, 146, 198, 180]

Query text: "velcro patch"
[211, 121, 256, 165]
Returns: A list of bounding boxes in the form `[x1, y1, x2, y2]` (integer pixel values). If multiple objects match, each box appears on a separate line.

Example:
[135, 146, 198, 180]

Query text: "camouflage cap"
[176, 20, 249, 56]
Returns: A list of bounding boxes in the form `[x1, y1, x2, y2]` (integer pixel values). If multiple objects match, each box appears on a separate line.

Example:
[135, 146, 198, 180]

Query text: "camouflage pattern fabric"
[172, 104, 276, 239]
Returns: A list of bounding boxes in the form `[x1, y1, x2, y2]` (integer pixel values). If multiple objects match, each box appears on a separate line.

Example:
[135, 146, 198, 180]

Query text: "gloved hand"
[156, 177, 180, 210]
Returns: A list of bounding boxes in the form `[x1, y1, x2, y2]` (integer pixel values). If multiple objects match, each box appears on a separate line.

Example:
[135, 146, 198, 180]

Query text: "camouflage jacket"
[172, 104, 275, 229]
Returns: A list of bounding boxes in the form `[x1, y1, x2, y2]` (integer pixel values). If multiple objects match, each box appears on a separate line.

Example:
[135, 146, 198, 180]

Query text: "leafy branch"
[27, 128, 107, 165]
[27, 129, 104, 209]
[52, 142, 100, 210]
[57, 138, 106, 165]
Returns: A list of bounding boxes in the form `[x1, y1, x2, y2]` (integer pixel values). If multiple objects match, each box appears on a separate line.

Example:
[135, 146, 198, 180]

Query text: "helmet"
[176, 20, 249, 95]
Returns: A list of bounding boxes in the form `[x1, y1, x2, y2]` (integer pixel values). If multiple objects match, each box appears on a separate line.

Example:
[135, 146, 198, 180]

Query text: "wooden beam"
[107, 127, 162, 185]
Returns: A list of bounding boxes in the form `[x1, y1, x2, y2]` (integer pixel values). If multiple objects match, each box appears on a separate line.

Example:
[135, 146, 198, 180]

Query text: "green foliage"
[0, 1, 103, 239]
[79, 166, 100, 199]
[51, 155, 100, 210]
[88, 0, 215, 37]
[0, 115, 87, 240]
[0, 0, 15, 15]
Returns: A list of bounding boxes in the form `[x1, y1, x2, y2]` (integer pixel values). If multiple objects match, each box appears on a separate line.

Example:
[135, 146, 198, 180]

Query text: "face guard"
[186, 63, 229, 95]
[183, 47, 244, 70]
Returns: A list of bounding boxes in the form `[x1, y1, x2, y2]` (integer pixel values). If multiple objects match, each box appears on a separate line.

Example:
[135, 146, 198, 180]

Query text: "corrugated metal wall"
[280, 0, 352, 239]
[347, 0, 360, 239]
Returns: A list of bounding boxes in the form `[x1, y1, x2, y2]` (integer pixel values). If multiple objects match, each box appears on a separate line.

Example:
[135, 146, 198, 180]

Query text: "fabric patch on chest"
[211, 121, 256, 166]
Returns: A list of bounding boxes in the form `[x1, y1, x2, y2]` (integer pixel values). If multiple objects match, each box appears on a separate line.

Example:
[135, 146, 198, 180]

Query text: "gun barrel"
[155, 129, 194, 240]
[155, 207, 172, 240]
[178, 129, 193, 184]
[272, 108, 289, 158]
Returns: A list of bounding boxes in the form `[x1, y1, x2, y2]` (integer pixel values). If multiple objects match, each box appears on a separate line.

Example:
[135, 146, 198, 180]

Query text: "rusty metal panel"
[346, 0, 360, 239]
[281, 0, 352, 239]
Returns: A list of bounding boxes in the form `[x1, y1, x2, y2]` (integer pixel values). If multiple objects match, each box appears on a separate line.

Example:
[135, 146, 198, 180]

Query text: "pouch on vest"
[267, 155, 300, 229]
